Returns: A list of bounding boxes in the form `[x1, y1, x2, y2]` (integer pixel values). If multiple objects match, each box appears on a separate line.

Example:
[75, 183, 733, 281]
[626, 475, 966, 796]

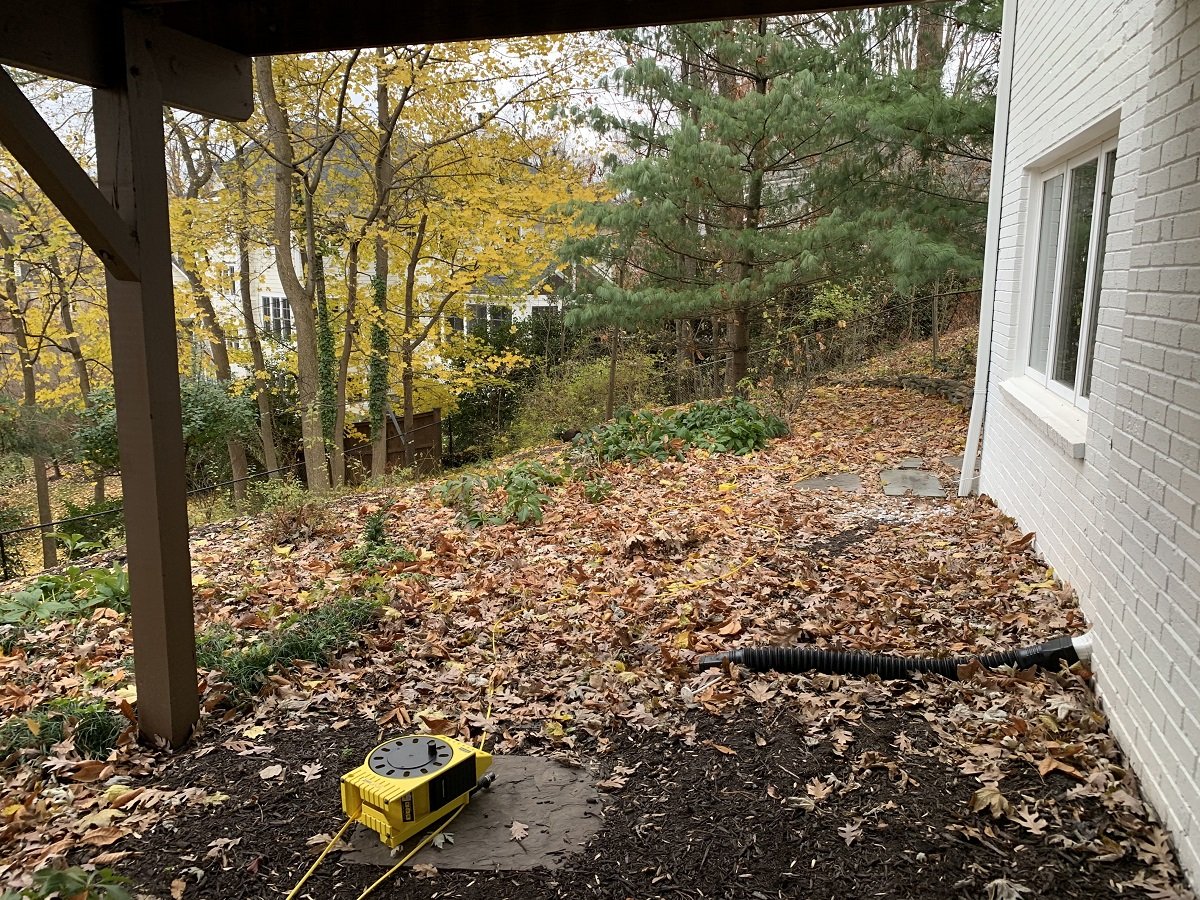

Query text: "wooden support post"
[94, 12, 198, 747]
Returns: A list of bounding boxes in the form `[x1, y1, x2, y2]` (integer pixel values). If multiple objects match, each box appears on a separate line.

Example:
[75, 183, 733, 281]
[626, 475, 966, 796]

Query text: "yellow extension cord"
[285, 628, 500, 900]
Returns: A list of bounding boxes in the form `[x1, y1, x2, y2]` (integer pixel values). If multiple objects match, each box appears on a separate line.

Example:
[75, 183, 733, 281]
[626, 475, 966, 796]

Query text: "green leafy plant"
[435, 460, 562, 526]
[1, 866, 131, 900]
[0, 697, 126, 760]
[195, 595, 380, 697]
[583, 398, 788, 463]
[583, 477, 613, 503]
[59, 498, 126, 551]
[51, 532, 104, 559]
[340, 506, 418, 571]
[0, 560, 131, 630]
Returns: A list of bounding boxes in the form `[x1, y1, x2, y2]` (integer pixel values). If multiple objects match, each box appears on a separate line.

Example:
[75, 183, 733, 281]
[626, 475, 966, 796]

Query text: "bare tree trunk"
[605, 326, 620, 420]
[236, 228, 280, 477]
[916, 5, 947, 82]
[331, 242, 359, 487]
[2, 249, 56, 568]
[401, 214, 428, 469]
[370, 58, 398, 479]
[371, 235, 390, 479]
[725, 308, 749, 391]
[255, 56, 329, 491]
[54, 274, 105, 502]
[931, 294, 940, 366]
[32, 457, 54, 567]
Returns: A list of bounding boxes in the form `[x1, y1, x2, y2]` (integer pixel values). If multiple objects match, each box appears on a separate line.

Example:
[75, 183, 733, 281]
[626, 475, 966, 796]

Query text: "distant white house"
[965, 0, 1200, 877]
[171, 249, 568, 377]
[170, 245, 293, 366]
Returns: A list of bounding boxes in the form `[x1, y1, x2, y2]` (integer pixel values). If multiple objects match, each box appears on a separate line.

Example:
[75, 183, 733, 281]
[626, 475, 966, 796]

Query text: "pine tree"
[566, 5, 998, 387]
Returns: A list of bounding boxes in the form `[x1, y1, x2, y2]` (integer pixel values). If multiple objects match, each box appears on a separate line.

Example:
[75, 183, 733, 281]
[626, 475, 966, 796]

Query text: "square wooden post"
[94, 13, 199, 747]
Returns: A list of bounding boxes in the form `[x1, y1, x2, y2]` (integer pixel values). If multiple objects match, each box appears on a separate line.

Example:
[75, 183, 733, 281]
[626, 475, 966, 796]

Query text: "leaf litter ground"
[0, 382, 1194, 899]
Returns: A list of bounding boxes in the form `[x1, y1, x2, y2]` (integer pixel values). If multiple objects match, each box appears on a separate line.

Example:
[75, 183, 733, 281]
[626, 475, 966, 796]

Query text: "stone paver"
[898, 456, 924, 469]
[794, 473, 863, 493]
[880, 468, 946, 498]
[343, 756, 601, 871]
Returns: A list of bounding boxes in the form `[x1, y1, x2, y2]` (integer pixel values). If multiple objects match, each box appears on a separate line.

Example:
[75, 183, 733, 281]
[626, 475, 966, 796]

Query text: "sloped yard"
[0, 383, 1194, 899]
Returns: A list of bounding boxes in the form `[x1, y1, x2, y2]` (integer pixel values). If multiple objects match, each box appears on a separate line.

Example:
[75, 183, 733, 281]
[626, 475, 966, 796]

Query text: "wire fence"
[1, 290, 977, 583]
[0, 414, 449, 583]
[666, 288, 978, 403]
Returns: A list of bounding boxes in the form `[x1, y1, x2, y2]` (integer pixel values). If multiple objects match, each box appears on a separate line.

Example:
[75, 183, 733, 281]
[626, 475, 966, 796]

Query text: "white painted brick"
[978, 0, 1200, 880]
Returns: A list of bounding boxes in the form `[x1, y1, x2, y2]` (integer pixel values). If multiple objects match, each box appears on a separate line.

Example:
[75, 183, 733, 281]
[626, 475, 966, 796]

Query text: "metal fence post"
[0, 533, 11, 582]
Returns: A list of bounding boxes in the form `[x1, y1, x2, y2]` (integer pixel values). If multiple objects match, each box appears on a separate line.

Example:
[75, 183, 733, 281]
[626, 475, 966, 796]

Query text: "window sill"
[998, 378, 1087, 459]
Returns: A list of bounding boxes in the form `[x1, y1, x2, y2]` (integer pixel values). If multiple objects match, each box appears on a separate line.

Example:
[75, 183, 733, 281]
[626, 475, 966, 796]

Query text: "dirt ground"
[110, 699, 1169, 900]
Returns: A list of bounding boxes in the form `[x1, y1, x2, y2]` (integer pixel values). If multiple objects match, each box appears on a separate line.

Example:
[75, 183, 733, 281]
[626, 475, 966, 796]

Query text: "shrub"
[434, 460, 562, 526]
[59, 497, 126, 551]
[249, 477, 332, 545]
[0, 697, 126, 760]
[77, 381, 258, 490]
[196, 595, 380, 697]
[340, 506, 418, 571]
[507, 352, 664, 448]
[584, 398, 788, 462]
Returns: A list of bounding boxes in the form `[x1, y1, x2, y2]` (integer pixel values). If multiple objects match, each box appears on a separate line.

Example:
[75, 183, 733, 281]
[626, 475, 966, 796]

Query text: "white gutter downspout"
[960, 0, 1020, 497]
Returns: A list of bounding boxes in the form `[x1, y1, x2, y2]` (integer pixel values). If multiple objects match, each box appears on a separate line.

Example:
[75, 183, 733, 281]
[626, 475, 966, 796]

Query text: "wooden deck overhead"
[5, 0, 899, 90]
[0, 0, 896, 746]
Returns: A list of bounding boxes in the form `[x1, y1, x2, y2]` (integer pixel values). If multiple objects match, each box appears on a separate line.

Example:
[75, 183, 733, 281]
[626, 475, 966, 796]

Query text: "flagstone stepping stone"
[880, 468, 945, 498]
[342, 755, 602, 871]
[897, 456, 924, 469]
[942, 455, 964, 472]
[794, 473, 863, 493]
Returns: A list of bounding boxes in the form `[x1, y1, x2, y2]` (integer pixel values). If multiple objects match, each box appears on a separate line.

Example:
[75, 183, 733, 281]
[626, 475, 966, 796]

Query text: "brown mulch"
[112, 695, 1160, 900]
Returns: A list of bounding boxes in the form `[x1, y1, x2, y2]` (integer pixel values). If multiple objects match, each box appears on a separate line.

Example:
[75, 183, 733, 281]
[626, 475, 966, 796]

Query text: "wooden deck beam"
[0, 1, 252, 121]
[0, 69, 140, 281]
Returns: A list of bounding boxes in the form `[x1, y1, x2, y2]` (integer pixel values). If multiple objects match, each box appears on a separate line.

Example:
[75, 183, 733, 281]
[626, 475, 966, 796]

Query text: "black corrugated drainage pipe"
[697, 633, 1093, 679]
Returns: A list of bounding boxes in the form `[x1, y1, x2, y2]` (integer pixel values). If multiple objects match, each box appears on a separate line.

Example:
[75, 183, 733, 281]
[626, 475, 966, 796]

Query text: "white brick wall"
[979, 0, 1200, 877]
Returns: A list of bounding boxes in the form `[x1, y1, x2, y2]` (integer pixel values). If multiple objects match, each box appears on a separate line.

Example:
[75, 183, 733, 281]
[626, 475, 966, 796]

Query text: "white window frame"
[1022, 138, 1117, 411]
[260, 294, 293, 343]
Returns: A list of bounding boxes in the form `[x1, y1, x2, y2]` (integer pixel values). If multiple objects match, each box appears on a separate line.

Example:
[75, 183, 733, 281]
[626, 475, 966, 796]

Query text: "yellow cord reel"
[340, 734, 493, 848]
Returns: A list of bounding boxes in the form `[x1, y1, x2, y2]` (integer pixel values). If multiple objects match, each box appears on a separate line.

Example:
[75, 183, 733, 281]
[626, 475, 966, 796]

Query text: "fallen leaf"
[258, 764, 284, 780]
[171, 879, 187, 899]
[91, 851, 131, 866]
[301, 763, 324, 782]
[80, 826, 127, 847]
[971, 784, 1011, 818]
[510, 820, 529, 841]
[838, 820, 863, 847]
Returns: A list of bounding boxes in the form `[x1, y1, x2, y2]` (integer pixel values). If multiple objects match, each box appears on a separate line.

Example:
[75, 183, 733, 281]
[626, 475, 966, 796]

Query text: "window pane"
[468, 304, 488, 337]
[1081, 150, 1117, 398]
[1051, 159, 1099, 389]
[1029, 174, 1064, 374]
[280, 297, 292, 342]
